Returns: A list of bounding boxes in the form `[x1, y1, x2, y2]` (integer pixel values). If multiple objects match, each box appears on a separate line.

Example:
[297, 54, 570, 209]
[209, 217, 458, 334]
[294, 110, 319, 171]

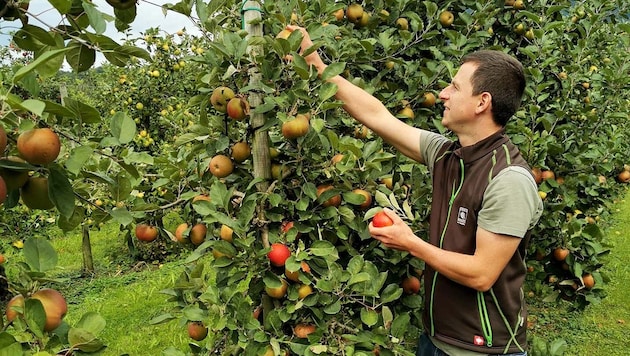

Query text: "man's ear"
[476, 92, 492, 114]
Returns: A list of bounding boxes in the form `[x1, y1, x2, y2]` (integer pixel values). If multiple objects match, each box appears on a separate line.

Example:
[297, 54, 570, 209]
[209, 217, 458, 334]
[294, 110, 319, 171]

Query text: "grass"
[16, 187, 628, 355]
[47, 223, 190, 355]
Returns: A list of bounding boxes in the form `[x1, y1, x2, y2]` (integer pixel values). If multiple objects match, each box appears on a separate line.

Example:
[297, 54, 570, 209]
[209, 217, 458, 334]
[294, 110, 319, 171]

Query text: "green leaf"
[24, 299, 46, 338]
[318, 82, 338, 102]
[263, 272, 284, 289]
[323, 300, 341, 314]
[164, 0, 193, 16]
[68, 328, 106, 353]
[23, 237, 58, 272]
[13, 48, 70, 83]
[115, 45, 153, 62]
[209, 182, 230, 210]
[19, 99, 46, 116]
[103, 50, 128, 67]
[110, 112, 136, 143]
[549, 339, 568, 355]
[149, 313, 176, 325]
[48, 164, 76, 218]
[382, 306, 393, 329]
[42, 100, 76, 118]
[0, 332, 22, 356]
[374, 191, 390, 207]
[346, 255, 364, 274]
[123, 152, 154, 165]
[34, 33, 66, 78]
[360, 308, 379, 327]
[62, 98, 102, 124]
[111, 173, 133, 201]
[66, 40, 96, 72]
[114, 5, 137, 26]
[110, 207, 133, 226]
[343, 191, 368, 205]
[348, 272, 370, 286]
[321, 62, 345, 81]
[65, 146, 94, 175]
[57, 206, 85, 232]
[292, 54, 310, 80]
[75, 311, 106, 335]
[380, 283, 403, 304]
[390, 313, 410, 338]
[13, 25, 57, 47]
[308, 240, 338, 259]
[83, 1, 107, 34]
[49, 0, 72, 14]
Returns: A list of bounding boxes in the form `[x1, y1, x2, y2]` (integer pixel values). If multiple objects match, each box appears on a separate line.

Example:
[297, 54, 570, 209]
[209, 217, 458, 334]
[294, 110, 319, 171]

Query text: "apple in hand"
[372, 211, 394, 227]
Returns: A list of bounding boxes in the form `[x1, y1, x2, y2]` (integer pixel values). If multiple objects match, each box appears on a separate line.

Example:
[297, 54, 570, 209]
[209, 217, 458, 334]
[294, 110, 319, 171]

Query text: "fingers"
[382, 208, 401, 222]
[283, 26, 312, 50]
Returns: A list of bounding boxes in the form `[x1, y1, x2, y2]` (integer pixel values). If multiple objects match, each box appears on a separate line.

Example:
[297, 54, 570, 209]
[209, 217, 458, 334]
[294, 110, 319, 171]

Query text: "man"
[287, 25, 543, 355]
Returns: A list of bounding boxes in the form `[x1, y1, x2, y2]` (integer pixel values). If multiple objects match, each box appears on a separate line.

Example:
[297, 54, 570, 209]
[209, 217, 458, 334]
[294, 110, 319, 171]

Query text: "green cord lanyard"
[477, 291, 494, 347]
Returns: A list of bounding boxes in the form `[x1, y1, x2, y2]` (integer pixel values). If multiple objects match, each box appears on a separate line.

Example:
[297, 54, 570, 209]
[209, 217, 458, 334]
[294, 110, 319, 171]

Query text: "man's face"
[438, 62, 481, 131]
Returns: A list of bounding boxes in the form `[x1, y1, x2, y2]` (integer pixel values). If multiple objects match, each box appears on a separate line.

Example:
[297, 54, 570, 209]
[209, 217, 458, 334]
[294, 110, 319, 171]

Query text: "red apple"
[31, 288, 68, 331]
[226, 97, 250, 121]
[268, 243, 291, 267]
[401, 276, 421, 294]
[372, 211, 393, 227]
[281, 114, 310, 139]
[316, 184, 341, 207]
[5, 294, 25, 323]
[187, 321, 208, 341]
[135, 223, 158, 242]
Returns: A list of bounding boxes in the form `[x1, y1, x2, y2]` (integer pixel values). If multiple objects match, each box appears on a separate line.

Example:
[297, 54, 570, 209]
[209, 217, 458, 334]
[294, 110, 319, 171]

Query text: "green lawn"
[44, 189, 630, 355]
[49, 223, 190, 355]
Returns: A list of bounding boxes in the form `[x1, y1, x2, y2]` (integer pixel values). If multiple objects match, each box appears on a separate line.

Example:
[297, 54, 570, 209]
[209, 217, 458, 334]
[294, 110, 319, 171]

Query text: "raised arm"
[287, 26, 425, 163]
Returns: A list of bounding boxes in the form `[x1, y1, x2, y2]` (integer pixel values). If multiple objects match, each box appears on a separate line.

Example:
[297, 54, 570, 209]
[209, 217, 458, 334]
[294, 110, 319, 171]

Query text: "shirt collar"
[452, 129, 509, 163]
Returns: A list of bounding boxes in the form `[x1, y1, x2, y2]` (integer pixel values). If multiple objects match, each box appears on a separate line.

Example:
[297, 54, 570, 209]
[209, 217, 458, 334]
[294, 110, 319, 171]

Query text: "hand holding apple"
[369, 208, 417, 252]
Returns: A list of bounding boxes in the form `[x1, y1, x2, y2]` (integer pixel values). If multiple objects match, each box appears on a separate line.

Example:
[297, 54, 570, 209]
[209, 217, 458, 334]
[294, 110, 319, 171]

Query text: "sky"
[0, 0, 201, 48]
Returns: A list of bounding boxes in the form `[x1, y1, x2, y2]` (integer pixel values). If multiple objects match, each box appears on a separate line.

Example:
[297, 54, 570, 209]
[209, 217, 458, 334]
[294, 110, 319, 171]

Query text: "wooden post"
[243, 1, 271, 249]
[59, 84, 68, 105]
[82, 224, 95, 275]
[243, 1, 274, 331]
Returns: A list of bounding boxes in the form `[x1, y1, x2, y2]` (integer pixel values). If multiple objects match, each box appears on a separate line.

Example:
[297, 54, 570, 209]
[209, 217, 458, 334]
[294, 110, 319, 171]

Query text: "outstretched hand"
[285, 25, 327, 75]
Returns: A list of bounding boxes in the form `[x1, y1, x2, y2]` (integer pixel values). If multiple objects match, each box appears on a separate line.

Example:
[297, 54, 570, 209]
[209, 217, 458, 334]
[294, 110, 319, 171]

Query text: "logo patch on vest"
[457, 207, 468, 226]
[473, 335, 485, 346]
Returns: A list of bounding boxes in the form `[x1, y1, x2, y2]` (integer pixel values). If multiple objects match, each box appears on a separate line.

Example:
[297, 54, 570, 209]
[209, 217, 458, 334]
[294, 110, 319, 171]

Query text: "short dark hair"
[462, 50, 526, 126]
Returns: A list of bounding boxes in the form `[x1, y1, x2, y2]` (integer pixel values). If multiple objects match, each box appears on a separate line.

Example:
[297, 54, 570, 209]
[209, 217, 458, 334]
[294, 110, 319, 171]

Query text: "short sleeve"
[478, 166, 543, 237]
[419, 130, 450, 174]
